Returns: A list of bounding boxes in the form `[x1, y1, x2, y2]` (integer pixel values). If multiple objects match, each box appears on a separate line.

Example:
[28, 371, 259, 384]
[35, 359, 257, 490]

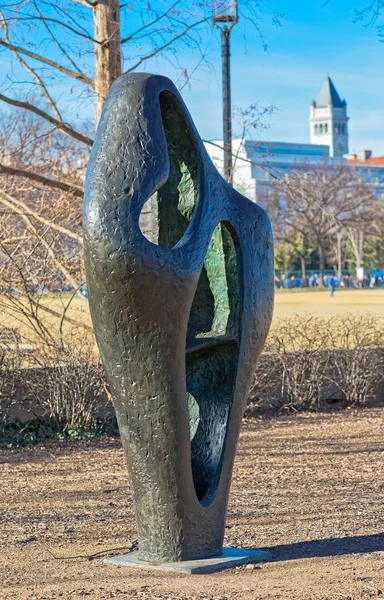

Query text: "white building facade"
[205, 77, 384, 202]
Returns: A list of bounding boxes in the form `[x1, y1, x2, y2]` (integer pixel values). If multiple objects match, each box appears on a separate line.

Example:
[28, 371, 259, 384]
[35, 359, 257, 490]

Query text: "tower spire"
[315, 76, 344, 109]
[310, 77, 349, 157]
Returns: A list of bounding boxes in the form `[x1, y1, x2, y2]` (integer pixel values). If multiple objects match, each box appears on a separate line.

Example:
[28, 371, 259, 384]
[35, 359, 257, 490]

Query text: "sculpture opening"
[137, 89, 243, 507]
[186, 221, 242, 506]
[139, 89, 199, 246]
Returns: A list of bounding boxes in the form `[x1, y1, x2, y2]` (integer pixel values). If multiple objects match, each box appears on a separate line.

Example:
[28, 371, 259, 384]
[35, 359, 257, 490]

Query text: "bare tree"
[0, 1, 278, 192]
[0, 0, 280, 339]
[0, 110, 84, 301]
[345, 195, 384, 273]
[284, 231, 312, 281]
[275, 163, 375, 281]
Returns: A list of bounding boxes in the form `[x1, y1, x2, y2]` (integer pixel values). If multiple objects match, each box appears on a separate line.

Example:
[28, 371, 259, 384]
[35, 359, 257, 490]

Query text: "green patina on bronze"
[148, 91, 240, 482]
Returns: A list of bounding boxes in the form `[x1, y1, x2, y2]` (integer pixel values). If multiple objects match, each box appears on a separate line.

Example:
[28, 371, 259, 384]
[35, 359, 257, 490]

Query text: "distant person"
[329, 275, 336, 298]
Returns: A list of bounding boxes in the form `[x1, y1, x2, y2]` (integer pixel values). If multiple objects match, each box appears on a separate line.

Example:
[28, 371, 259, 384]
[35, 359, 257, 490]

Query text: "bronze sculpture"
[83, 73, 274, 572]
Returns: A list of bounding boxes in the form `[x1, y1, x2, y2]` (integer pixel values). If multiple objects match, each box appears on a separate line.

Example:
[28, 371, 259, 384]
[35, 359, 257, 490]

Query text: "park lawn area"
[274, 287, 384, 321]
[0, 293, 92, 345]
[2, 288, 384, 344]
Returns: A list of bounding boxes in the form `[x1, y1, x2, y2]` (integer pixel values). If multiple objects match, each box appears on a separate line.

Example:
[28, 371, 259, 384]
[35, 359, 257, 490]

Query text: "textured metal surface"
[83, 72, 274, 563]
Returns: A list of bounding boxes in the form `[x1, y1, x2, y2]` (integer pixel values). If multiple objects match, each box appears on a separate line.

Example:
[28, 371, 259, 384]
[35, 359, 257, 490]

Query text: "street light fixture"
[212, 0, 238, 185]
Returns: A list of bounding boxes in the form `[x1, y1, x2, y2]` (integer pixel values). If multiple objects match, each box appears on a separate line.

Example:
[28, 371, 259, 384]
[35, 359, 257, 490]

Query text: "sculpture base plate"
[104, 547, 271, 574]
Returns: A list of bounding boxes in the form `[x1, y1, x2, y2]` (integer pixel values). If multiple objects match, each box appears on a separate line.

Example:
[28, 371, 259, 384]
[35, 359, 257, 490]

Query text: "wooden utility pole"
[94, 0, 122, 126]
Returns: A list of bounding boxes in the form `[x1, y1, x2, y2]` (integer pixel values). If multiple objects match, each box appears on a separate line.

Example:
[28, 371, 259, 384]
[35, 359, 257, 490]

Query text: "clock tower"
[310, 77, 349, 158]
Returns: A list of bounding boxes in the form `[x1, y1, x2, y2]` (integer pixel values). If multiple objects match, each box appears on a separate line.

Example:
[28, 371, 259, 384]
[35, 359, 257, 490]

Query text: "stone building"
[204, 77, 384, 202]
[310, 77, 349, 158]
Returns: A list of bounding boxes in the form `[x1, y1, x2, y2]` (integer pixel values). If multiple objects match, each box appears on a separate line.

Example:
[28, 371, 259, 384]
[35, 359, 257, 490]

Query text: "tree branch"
[0, 93, 93, 146]
[0, 10, 62, 121]
[71, 0, 97, 8]
[0, 40, 94, 87]
[120, 0, 182, 45]
[35, 2, 83, 76]
[25, 293, 93, 330]
[0, 164, 84, 198]
[125, 16, 210, 72]
[5, 13, 99, 44]
[0, 202, 84, 299]
[0, 191, 83, 245]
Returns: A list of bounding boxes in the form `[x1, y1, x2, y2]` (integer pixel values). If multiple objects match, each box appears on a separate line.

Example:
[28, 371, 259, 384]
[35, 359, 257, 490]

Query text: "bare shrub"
[248, 314, 384, 415]
[26, 331, 104, 432]
[266, 315, 332, 411]
[0, 248, 106, 435]
[0, 332, 23, 426]
[328, 314, 384, 407]
[246, 352, 283, 416]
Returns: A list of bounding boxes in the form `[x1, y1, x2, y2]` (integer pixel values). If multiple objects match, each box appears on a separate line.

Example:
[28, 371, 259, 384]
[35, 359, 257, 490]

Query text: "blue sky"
[1, 0, 383, 155]
[172, 0, 384, 155]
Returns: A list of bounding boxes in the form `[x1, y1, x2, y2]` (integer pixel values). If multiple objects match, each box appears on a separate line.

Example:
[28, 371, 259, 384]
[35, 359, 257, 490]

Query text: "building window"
[341, 124, 345, 134]
[314, 124, 318, 133]
[319, 124, 323, 133]
[334, 124, 339, 133]
[324, 123, 328, 133]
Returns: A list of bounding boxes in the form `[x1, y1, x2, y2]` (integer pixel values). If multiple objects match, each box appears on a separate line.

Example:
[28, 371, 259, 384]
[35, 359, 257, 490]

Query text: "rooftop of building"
[242, 140, 330, 157]
[345, 150, 384, 166]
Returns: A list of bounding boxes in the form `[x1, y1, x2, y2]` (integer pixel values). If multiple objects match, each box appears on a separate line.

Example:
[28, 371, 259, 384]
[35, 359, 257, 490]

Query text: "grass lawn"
[0, 293, 92, 344]
[1, 288, 384, 343]
[274, 287, 384, 321]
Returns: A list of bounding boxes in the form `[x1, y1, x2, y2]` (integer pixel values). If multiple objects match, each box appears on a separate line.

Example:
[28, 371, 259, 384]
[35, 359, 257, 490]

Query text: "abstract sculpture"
[83, 73, 274, 572]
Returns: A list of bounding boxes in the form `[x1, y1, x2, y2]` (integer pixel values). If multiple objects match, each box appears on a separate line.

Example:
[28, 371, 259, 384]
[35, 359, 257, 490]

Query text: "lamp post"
[213, 1, 238, 185]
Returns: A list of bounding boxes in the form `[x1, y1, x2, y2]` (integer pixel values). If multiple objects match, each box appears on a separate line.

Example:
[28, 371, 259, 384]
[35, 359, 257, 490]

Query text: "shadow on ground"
[267, 533, 384, 561]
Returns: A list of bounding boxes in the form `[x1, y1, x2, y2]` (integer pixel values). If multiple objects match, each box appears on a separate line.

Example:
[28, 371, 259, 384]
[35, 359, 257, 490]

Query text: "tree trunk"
[337, 231, 342, 279]
[358, 230, 364, 268]
[318, 244, 325, 284]
[94, 0, 121, 127]
[354, 233, 362, 270]
[348, 229, 362, 272]
[283, 244, 290, 275]
[301, 233, 307, 282]
[300, 255, 307, 283]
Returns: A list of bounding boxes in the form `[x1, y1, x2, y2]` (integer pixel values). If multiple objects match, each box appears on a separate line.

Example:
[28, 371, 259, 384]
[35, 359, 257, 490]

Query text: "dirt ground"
[2, 409, 384, 600]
